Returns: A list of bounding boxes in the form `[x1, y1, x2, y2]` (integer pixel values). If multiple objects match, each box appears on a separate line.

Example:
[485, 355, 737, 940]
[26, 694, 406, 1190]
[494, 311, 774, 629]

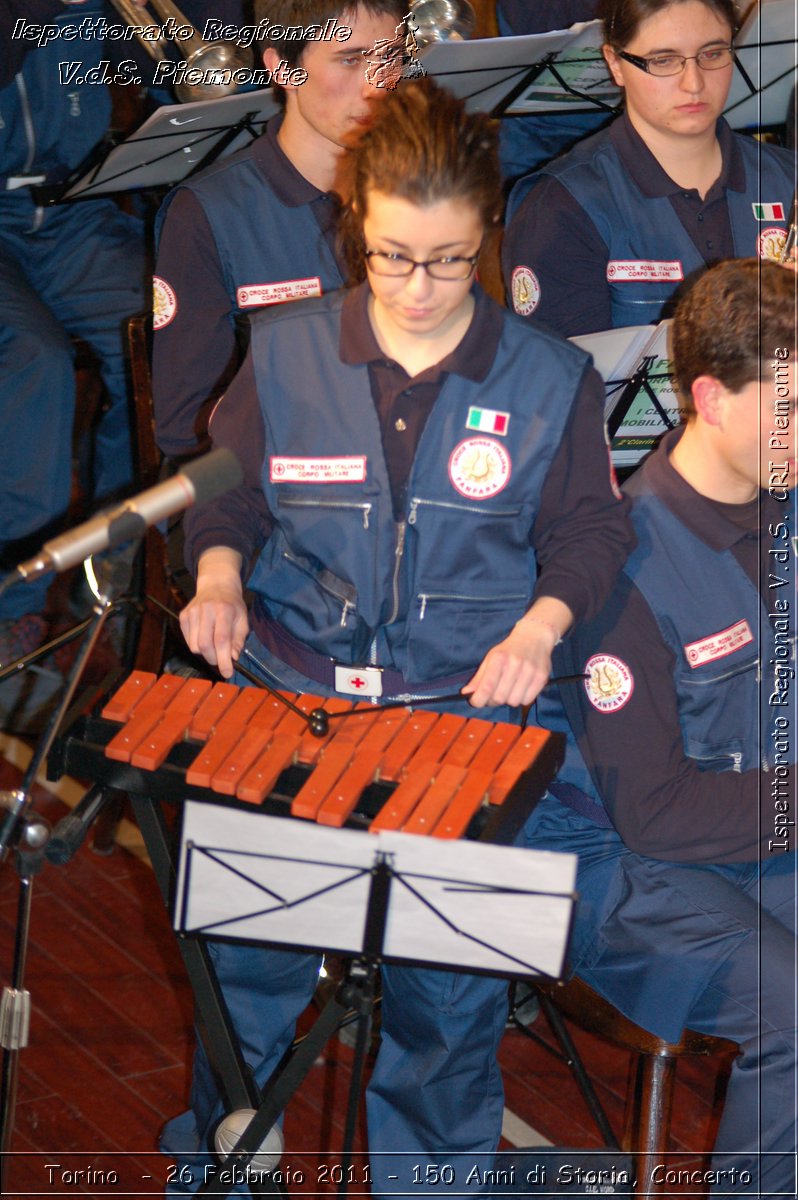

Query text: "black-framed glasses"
[615, 44, 734, 76]
[364, 250, 479, 281]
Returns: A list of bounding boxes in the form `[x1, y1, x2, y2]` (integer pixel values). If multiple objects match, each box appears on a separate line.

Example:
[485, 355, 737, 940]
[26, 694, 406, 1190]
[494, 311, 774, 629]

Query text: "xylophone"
[48, 671, 565, 844]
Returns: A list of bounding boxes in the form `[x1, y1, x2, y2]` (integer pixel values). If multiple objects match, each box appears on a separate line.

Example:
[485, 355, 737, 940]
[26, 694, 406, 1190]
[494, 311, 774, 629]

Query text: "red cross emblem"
[348, 675, 367, 690]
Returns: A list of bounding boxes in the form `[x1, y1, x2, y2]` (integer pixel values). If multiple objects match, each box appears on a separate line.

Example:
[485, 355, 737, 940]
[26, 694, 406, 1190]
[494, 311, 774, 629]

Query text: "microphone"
[13, 449, 242, 581]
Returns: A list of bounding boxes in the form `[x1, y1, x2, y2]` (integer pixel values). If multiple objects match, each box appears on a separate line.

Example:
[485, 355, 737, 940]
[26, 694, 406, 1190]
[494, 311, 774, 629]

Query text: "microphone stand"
[0, 575, 132, 1192]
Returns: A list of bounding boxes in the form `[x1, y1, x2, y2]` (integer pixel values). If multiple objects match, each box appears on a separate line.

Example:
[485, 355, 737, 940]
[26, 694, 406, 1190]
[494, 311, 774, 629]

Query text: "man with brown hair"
[152, 0, 405, 460]
[529, 258, 797, 1197]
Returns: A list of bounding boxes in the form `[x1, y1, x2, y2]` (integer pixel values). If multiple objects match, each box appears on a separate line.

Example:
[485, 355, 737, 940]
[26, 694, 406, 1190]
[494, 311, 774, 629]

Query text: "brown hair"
[671, 259, 797, 405]
[254, 0, 406, 68]
[337, 78, 503, 284]
[597, 0, 739, 46]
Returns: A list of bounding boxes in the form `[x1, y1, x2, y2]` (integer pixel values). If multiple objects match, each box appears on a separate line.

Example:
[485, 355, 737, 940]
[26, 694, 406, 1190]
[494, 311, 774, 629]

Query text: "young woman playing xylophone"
[174, 78, 634, 1199]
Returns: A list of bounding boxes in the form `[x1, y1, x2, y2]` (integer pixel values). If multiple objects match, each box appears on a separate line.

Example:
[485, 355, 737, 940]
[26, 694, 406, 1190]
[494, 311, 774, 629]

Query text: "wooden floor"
[0, 739, 727, 1199]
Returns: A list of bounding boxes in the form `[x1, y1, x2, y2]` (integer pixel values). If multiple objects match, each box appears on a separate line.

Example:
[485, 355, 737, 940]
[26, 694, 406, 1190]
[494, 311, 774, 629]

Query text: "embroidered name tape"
[684, 619, 753, 668]
[237, 278, 322, 308]
[270, 456, 366, 483]
[606, 260, 683, 283]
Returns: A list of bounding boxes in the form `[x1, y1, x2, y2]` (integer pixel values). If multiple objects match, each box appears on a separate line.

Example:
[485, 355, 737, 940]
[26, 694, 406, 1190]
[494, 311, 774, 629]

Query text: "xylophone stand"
[130, 790, 285, 1199]
[0, 589, 126, 1193]
[128, 789, 385, 1200]
[192, 854, 395, 1200]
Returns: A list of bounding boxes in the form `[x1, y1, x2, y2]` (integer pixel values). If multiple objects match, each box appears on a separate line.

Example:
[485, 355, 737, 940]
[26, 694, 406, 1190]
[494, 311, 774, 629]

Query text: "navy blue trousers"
[0, 198, 146, 618]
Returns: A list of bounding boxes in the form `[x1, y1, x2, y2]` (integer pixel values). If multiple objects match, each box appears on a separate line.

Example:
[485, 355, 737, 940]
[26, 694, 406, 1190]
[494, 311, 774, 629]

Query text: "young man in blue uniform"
[502, 0, 796, 336]
[529, 257, 797, 1198]
[152, 0, 406, 461]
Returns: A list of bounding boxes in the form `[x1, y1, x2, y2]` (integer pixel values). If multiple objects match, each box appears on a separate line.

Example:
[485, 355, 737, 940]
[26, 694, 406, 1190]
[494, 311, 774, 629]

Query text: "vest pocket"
[684, 739, 744, 774]
[409, 589, 528, 677]
[275, 550, 359, 631]
[278, 496, 373, 529]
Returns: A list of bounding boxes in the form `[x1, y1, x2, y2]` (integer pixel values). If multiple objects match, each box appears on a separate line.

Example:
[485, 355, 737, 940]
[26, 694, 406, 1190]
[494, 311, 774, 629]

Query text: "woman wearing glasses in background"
[502, 0, 796, 337]
[174, 78, 633, 1198]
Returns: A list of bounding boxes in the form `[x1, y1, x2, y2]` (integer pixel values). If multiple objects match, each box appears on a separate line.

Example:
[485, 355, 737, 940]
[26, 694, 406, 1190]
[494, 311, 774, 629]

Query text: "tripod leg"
[0, 834, 48, 1194]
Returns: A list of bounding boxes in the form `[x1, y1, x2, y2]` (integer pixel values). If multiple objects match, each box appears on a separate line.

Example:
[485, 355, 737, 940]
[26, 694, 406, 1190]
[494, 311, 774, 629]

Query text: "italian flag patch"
[466, 406, 509, 436]
[753, 203, 785, 221]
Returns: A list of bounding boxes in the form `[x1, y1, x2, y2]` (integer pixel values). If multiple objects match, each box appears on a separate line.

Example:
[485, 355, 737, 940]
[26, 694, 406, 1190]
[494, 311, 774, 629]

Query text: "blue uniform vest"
[0, 1, 110, 211]
[155, 131, 343, 328]
[542, 458, 796, 812]
[508, 121, 795, 327]
[246, 291, 590, 685]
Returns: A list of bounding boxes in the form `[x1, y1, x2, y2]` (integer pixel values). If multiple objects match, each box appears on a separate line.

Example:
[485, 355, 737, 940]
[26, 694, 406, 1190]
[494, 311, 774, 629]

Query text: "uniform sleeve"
[0, 0, 63, 84]
[562, 574, 779, 862]
[502, 176, 613, 337]
[499, 0, 598, 34]
[152, 189, 241, 459]
[532, 366, 634, 623]
[182, 350, 273, 577]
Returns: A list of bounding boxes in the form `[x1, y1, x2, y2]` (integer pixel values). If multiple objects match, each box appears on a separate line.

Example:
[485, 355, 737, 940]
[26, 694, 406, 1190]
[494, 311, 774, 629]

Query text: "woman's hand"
[179, 547, 249, 678]
[462, 598, 572, 709]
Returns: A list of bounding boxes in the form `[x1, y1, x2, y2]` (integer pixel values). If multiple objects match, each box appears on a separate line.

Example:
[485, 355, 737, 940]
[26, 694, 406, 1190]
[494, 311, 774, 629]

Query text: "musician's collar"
[254, 114, 336, 208]
[339, 281, 501, 385]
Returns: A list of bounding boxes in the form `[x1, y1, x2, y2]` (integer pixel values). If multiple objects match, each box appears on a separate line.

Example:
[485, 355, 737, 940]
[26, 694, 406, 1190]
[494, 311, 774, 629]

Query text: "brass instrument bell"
[108, 0, 253, 102]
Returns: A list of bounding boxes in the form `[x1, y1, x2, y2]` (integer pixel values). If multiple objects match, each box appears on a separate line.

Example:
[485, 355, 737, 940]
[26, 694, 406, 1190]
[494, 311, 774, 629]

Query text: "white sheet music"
[64, 89, 278, 198]
[176, 803, 577, 979]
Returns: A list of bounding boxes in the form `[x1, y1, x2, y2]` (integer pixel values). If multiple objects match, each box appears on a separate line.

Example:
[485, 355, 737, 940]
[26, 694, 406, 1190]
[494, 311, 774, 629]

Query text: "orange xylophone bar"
[100, 671, 554, 840]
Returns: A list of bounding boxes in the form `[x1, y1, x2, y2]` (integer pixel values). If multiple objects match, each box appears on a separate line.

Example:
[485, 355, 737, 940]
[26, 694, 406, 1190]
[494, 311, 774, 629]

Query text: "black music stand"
[420, 1, 796, 130]
[571, 321, 682, 473]
[723, 0, 797, 129]
[60, 89, 278, 201]
[175, 804, 577, 1199]
[418, 21, 620, 117]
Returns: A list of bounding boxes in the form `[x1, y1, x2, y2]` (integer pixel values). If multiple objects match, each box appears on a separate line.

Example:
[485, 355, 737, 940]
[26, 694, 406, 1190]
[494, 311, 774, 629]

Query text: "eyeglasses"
[615, 44, 734, 76]
[364, 250, 479, 281]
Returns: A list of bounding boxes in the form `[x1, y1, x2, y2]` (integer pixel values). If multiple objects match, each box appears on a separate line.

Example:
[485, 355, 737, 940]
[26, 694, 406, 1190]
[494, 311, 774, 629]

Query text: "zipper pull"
[408, 499, 420, 526]
[340, 600, 354, 628]
[362, 504, 371, 530]
[732, 752, 742, 773]
[419, 594, 428, 620]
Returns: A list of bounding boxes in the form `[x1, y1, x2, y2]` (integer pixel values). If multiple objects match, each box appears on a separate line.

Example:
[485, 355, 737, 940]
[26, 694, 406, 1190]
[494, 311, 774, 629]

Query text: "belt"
[251, 602, 472, 699]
